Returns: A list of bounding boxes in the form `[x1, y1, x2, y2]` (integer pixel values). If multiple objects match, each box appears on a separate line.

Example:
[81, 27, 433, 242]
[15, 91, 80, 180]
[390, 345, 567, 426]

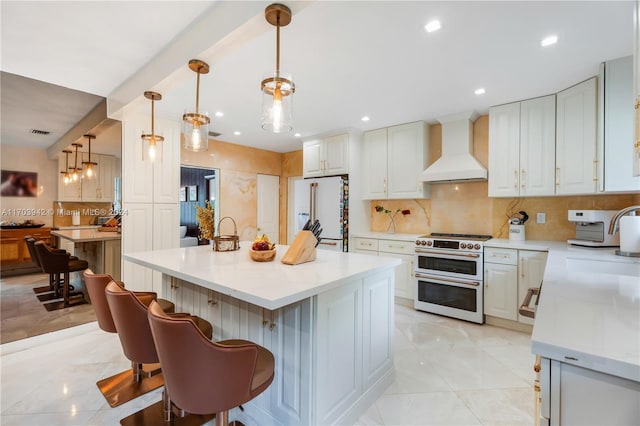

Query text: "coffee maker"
[567, 210, 620, 247]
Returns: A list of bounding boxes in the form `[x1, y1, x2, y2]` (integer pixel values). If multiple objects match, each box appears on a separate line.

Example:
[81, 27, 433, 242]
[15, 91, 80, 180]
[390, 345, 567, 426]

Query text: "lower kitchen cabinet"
[352, 236, 414, 300]
[484, 247, 547, 325]
[539, 357, 640, 425]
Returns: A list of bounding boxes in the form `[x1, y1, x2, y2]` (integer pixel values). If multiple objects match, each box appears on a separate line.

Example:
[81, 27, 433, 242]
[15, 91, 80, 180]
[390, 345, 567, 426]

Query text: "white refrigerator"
[293, 176, 348, 251]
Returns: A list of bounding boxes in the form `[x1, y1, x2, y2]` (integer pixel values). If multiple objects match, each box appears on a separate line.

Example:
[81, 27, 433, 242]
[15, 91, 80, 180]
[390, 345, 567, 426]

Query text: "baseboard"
[485, 315, 533, 333]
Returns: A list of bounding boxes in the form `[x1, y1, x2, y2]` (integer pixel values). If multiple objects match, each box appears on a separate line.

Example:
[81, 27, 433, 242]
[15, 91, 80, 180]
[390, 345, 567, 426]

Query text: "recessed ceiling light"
[294, 133, 301, 137]
[361, 116, 370, 122]
[424, 20, 441, 33]
[541, 35, 558, 47]
[215, 111, 224, 117]
[233, 131, 241, 136]
[474, 88, 486, 95]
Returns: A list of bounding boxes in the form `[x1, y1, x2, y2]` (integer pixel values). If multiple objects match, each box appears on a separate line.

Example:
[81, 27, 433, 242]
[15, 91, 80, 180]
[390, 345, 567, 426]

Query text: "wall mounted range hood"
[421, 111, 487, 182]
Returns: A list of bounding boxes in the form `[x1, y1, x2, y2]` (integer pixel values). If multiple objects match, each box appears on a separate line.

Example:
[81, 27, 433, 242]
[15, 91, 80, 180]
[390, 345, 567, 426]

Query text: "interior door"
[257, 174, 280, 243]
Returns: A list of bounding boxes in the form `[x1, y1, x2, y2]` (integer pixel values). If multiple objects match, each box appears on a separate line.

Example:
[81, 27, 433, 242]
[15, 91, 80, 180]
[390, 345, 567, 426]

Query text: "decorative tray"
[1, 224, 45, 229]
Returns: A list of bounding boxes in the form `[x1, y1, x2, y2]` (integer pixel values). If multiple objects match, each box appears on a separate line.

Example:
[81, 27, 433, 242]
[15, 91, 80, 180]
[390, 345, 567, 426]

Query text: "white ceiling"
[1, 1, 634, 155]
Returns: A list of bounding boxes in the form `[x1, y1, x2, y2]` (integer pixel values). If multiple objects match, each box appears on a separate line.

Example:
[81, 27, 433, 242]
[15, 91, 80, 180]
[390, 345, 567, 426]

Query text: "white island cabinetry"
[125, 244, 398, 426]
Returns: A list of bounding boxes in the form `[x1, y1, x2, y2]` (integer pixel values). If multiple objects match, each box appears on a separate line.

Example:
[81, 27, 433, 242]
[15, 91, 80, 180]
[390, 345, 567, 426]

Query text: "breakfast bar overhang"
[124, 243, 399, 425]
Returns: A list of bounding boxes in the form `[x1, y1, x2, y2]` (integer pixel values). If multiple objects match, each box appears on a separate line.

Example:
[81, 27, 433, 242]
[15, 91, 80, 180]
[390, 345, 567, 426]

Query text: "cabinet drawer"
[378, 239, 414, 255]
[484, 247, 518, 265]
[352, 238, 378, 252]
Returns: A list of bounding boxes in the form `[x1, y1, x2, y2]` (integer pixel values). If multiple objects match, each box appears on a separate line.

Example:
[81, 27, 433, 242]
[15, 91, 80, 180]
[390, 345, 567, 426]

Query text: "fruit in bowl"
[249, 234, 276, 262]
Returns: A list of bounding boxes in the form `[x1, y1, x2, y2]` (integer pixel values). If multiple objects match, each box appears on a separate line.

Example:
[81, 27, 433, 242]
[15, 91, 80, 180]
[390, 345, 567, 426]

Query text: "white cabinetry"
[484, 247, 547, 325]
[488, 95, 556, 197]
[539, 357, 640, 426]
[556, 77, 598, 195]
[302, 133, 349, 178]
[57, 153, 116, 202]
[352, 236, 414, 300]
[600, 56, 639, 192]
[362, 121, 429, 199]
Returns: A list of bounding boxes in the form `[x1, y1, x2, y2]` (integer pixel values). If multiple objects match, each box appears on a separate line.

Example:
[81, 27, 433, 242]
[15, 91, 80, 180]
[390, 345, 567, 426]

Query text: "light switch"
[536, 212, 546, 224]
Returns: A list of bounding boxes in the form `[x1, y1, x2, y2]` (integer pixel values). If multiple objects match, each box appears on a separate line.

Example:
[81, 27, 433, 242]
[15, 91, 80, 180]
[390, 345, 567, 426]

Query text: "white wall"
[0, 145, 58, 226]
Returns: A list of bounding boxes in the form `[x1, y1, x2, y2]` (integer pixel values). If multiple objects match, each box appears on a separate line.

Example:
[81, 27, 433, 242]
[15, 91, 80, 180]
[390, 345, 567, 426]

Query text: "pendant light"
[60, 150, 72, 185]
[182, 59, 210, 152]
[71, 142, 82, 182]
[261, 3, 295, 133]
[81, 134, 97, 178]
[141, 91, 164, 162]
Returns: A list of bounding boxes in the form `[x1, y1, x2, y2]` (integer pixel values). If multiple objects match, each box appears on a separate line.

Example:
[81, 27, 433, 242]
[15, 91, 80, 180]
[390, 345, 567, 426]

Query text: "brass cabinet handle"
[555, 167, 560, 186]
[521, 169, 526, 188]
[513, 170, 518, 188]
[592, 159, 598, 182]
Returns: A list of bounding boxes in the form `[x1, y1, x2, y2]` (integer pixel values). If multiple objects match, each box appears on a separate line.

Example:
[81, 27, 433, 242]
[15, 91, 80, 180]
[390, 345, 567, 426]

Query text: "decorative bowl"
[249, 248, 276, 262]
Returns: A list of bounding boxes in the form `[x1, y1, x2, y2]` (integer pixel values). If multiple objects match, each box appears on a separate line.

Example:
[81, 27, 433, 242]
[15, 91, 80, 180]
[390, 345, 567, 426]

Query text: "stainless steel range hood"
[421, 111, 487, 182]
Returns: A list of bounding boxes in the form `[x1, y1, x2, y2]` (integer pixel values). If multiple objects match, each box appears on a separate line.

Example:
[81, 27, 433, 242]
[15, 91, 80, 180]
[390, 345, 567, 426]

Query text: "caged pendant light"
[182, 59, 210, 152]
[71, 142, 83, 182]
[60, 149, 72, 185]
[141, 91, 164, 162]
[261, 3, 295, 133]
[81, 134, 97, 179]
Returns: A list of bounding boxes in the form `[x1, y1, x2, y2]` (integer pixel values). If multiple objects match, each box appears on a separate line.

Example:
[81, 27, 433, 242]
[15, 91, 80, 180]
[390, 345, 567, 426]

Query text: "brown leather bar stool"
[83, 269, 177, 407]
[33, 240, 87, 310]
[147, 300, 275, 426]
[25, 236, 76, 299]
[105, 281, 213, 421]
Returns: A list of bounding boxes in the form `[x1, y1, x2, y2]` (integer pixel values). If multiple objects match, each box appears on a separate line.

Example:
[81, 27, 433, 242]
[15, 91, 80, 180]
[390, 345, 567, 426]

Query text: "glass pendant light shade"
[141, 91, 164, 161]
[71, 143, 82, 182]
[182, 110, 209, 152]
[261, 72, 294, 133]
[261, 4, 295, 133]
[81, 134, 97, 179]
[183, 59, 210, 152]
[60, 149, 72, 185]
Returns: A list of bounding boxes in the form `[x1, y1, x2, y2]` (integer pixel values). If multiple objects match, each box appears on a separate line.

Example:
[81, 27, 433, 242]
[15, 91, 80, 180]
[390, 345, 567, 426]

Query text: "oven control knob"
[426, 241, 432, 246]
[415, 240, 420, 245]
[474, 244, 481, 250]
[460, 243, 466, 249]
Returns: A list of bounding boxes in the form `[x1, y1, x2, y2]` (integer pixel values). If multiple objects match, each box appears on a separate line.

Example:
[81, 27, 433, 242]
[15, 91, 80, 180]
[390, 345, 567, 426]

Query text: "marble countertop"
[484, 238, 569, 251]
[51, 229, 121, 242]
[350, 231, 423, 242]
[530, 243, 640, 382]
[124, 242, 400, 310]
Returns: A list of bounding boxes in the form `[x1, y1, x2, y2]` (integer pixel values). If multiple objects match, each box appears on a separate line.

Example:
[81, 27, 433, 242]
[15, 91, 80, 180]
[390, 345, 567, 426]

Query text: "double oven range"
[414, 233, 492, 324]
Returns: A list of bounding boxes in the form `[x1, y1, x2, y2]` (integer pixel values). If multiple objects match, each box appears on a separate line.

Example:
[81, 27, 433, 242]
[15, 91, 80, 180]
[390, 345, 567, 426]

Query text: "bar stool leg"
[215, 410, 228, 426]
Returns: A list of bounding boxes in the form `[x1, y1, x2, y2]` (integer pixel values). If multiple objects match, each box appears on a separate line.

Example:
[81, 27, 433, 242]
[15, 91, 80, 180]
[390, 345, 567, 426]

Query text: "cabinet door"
[520, 96, 556, 196]
[122, 114, 153, 203]
[379, 251, 413, 300]
[98, 154, 115, 202]
[58, 153, 82, 201]
[80, 152, 100, 202]
[556, 77, 598, 195]
[488, 102, 521, 197]
[518, 250, 547, 325]
[153, 117, 180, 204]
[484, 263, 518, 320]
[603, 56, 639, 192]
[387, 121, 427, 199]
[323, 134, 349, 176]
[362, 270, 394, 389]
[302, 140, 324, 178]
[316, 278, 362, 425]
[361, 128, 388, 199]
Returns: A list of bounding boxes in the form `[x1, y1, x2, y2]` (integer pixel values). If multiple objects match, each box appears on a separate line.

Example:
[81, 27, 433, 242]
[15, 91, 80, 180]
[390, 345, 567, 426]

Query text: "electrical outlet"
[536, 212, 546, 224]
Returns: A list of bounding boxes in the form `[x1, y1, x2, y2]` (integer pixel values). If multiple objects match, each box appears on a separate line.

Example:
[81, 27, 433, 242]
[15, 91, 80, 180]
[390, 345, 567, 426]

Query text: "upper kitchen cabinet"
[556, 77, 598, 195]
[362, 121, 429, 200]
[599, 56, 639, 192]
[57, 153, 116, 202]
[488, 95, 556, 197]
[302, 133, 349, 178]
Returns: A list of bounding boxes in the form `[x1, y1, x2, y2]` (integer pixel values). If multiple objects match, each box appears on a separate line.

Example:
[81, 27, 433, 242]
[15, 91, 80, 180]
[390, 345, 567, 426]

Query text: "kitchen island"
[531, 246, 640, 425]
[51, 228, 121, 280]
[124, 243, 400, 426]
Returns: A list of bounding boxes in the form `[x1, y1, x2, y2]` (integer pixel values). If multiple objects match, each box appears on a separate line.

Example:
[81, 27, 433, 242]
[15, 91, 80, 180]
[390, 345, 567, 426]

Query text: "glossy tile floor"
[0, 272, 96, 344]
[0, 282, 535, 425]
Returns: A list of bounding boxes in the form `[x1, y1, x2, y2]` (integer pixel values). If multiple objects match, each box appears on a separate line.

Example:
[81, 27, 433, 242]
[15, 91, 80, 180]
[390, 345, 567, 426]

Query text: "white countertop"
[124, 242, 400, 310]
[350, 231, 423, 242]
[530, 244, 640, 382]
[484, 238, 569, 251]
[51, 228, 121, 242]
[53, 225, 100, 230]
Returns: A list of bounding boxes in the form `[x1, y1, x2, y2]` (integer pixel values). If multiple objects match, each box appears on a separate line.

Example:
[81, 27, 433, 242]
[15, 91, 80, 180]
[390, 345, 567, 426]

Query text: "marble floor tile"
[1, 275, 536, 425]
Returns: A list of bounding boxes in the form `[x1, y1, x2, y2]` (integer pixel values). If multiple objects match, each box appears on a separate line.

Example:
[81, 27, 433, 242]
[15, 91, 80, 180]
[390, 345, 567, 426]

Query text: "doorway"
[180, 166, 220, 243]
[256, 174, 279, 244]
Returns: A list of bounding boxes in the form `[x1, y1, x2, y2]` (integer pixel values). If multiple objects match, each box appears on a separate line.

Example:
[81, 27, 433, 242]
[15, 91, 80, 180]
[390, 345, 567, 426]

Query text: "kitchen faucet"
[608, 205, 640, 235]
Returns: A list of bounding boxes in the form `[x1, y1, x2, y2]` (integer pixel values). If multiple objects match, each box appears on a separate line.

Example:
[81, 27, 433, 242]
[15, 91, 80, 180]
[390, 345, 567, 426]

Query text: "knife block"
[281, 231, 317, 265]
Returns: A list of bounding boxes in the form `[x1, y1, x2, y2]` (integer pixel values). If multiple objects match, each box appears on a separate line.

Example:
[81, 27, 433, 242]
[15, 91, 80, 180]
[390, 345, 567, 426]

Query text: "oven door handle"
[415, 249, 481, 259]
[414, 273, 481, 287]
